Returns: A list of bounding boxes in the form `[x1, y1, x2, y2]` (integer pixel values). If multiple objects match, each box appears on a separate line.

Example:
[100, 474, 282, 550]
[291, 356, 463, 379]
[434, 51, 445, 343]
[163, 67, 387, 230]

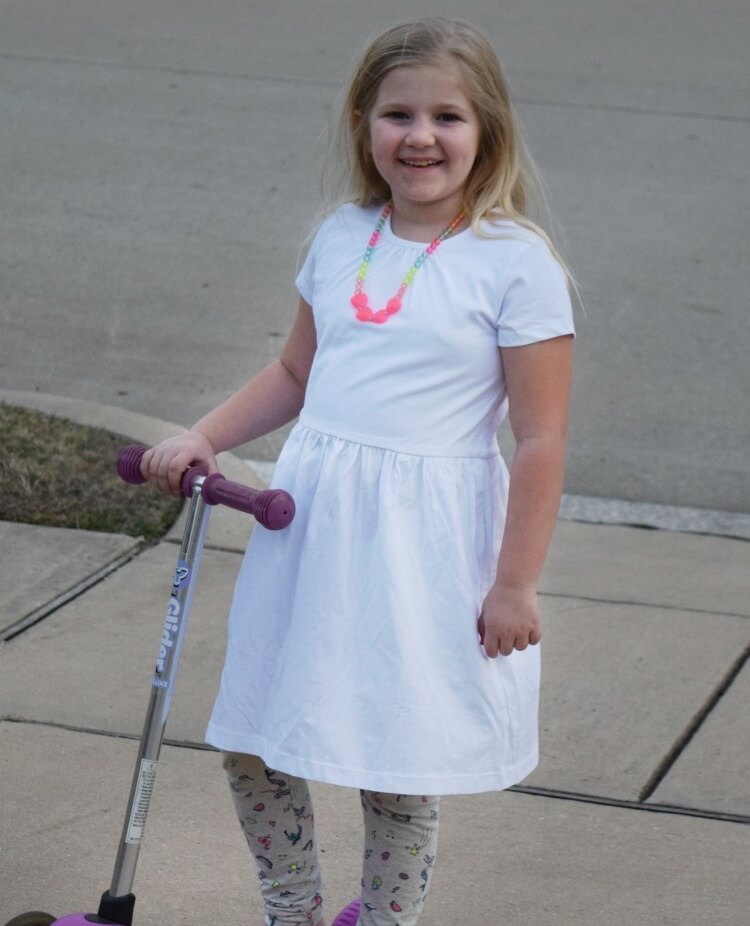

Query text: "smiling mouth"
[398, 159, 443, 168]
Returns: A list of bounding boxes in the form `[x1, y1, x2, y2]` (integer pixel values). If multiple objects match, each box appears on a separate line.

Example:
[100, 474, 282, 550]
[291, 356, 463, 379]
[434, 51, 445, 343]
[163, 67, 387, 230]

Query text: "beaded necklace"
[351, 202, 464, 324]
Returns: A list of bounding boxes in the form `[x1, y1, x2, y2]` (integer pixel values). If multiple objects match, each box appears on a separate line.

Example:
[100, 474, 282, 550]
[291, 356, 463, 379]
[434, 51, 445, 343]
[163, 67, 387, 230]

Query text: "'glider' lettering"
[155, 596, 181, 675]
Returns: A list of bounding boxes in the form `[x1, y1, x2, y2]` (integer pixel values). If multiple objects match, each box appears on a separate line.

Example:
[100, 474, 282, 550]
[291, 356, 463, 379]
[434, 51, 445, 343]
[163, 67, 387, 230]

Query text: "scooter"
[5, 445, 295, 926]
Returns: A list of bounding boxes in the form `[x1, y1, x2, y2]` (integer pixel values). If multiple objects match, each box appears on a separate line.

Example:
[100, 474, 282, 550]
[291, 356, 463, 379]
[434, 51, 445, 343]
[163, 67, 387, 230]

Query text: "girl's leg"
[223, 752, 325, 926]
[358, 790, 440, 926]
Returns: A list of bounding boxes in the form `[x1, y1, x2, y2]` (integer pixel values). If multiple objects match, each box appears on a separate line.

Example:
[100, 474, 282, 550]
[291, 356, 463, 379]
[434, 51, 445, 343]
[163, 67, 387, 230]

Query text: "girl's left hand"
[477, 582, 541, 658]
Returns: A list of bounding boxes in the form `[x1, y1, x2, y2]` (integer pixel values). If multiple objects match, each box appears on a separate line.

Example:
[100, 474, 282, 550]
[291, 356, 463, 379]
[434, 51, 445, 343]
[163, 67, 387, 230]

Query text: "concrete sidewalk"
[1, 394, 749, 925]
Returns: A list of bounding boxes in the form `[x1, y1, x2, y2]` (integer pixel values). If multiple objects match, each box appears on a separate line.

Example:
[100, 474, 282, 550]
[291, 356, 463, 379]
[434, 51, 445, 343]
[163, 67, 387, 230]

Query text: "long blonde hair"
[324, 17, 574, 284]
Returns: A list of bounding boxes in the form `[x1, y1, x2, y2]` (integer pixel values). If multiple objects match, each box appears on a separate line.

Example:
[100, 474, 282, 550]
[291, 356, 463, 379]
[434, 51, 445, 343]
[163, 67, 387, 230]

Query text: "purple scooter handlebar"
[116, 444, 295, 530]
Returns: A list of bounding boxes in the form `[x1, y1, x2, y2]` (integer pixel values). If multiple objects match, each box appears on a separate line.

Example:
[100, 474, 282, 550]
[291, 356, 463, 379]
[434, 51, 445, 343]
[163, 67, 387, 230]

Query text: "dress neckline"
[378, 209, 473, 250]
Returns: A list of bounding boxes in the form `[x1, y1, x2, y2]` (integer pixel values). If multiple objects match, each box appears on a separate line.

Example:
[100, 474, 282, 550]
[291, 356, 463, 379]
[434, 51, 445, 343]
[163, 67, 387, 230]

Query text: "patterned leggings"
[223, 753, 440, 926]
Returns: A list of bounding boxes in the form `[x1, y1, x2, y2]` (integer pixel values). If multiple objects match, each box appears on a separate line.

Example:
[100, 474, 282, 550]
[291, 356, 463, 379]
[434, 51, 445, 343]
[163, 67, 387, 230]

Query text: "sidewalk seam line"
[160, 540, 750, 620]
[509, 784, 750, 826]
[637, 642, 750, 803]
[1, 542, 148, 642]
[2, 715, 213, 751]
[539, 591, 748, 621]
[3, 717, 748, 826]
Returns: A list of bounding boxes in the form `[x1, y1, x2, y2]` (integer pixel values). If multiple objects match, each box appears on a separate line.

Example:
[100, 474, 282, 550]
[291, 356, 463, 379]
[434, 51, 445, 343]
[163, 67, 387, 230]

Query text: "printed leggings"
[223, 752, 440, 926]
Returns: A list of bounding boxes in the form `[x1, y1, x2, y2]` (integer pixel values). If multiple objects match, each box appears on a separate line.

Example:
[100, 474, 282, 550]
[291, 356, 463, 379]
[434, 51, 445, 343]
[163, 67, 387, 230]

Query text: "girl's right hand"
[140, 430, 219, 497]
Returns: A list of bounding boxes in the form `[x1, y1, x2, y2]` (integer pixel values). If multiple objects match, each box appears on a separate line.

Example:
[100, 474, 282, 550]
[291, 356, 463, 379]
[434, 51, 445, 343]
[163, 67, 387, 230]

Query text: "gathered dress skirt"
[205, 422, 540, 795]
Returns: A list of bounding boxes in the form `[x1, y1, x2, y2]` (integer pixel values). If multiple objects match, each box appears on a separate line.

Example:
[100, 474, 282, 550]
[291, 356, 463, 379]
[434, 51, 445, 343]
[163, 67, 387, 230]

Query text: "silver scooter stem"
[109, 477, 209, 898]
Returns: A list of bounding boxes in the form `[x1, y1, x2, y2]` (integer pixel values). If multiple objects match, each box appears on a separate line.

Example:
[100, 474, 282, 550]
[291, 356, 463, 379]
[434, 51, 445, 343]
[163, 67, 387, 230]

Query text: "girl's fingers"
[138, 437, 219, 498]
[167, 455, 187, 495]
[477, 622, 541, 657]
[154, 451, 173, 496]
[168, 452, 195, 496]
[478, 586, 542, 658]
[152, 448, 180, 497]
[477, 614, 500, 658]
[140, 447, 154, 481]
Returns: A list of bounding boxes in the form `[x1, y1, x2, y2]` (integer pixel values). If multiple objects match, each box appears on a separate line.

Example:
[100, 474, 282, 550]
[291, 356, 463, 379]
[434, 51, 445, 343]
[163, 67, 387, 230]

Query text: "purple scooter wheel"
[331, 899, 361, 926]
[49, 916, 94, 925]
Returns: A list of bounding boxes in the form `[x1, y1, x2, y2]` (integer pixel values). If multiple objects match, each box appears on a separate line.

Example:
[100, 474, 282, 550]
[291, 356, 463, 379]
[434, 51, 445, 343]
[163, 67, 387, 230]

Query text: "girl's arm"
[477, 334, 573, 658]
[141, 298, 317, 495]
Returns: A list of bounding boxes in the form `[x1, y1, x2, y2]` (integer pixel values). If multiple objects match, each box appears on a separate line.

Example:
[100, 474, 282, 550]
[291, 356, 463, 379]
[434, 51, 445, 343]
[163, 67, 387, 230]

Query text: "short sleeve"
[295, 213, 337, 305]
[496, 242, 575, 347]
[295, 237, 317, 305]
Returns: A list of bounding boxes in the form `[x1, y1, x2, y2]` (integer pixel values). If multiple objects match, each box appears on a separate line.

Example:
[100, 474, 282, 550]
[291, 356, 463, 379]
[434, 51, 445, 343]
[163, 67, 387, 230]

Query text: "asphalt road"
[1, 0, 748, 511]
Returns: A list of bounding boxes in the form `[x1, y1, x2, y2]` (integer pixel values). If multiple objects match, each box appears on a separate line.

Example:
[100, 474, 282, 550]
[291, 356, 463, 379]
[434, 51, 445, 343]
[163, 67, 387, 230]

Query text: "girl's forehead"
[373, 60, 472, 107]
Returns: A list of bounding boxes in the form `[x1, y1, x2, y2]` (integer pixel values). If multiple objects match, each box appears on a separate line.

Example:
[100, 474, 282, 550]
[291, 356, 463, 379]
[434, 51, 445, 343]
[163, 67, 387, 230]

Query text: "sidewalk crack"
[637, 642, 750, 803]
[1, 541, 149, 642]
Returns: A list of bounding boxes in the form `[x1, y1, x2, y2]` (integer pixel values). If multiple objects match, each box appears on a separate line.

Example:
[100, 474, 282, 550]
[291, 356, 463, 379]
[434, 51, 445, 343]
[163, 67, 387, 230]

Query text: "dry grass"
[0, 403, 182, 540]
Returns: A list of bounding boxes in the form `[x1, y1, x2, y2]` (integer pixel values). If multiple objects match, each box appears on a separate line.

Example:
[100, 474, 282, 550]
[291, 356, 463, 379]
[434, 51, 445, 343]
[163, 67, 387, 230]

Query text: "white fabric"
[206, 203, 575, 794]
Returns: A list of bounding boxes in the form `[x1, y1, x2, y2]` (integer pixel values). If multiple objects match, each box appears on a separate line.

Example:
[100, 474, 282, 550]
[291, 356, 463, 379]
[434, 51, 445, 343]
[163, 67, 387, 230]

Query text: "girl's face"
[367, 60, 481, 224]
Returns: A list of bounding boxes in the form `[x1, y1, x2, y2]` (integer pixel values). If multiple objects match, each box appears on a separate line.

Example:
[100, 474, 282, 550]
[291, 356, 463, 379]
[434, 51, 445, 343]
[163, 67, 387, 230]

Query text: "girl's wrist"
[493, 577, 537, 594]
[188, 426, 217, 452]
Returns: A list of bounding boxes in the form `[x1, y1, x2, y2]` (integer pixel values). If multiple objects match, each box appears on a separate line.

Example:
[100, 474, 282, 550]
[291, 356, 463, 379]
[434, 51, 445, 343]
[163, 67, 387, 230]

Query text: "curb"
[0, 389, 265, 491]
[0, 389, 266, 553]
[557, 493, 750, 542]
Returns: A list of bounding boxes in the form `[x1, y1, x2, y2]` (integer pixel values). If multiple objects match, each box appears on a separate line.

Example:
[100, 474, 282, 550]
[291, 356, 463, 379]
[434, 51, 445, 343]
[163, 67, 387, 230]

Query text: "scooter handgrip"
[117, 444, 147, 484]
[201, 473, 296, 529]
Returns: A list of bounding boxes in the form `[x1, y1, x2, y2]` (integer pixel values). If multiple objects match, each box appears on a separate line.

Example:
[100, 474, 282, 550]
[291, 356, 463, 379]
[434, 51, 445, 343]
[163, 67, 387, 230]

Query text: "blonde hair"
[325, 17, 575, 285]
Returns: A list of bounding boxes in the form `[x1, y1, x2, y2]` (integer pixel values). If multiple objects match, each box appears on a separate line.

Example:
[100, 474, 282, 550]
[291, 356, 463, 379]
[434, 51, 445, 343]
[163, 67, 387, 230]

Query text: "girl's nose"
[405, 116, 435, 147]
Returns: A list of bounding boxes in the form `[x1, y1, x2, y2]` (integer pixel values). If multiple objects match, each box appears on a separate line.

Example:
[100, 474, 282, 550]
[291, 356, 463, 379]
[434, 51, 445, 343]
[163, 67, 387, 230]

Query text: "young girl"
[142, 18, 574, 926]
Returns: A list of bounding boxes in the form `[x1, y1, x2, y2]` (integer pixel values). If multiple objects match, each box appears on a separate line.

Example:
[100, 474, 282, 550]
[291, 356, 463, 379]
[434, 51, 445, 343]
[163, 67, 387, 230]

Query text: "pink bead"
[350, 202, 463, 326]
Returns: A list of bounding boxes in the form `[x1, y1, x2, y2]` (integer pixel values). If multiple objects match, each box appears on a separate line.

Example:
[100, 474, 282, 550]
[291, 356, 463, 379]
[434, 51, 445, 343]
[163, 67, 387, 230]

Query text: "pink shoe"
[331, 899, 361, 926]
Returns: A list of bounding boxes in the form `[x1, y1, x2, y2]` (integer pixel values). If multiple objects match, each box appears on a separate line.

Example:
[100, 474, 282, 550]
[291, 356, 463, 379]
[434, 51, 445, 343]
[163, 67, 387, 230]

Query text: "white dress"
[205, 203, 575, 794]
